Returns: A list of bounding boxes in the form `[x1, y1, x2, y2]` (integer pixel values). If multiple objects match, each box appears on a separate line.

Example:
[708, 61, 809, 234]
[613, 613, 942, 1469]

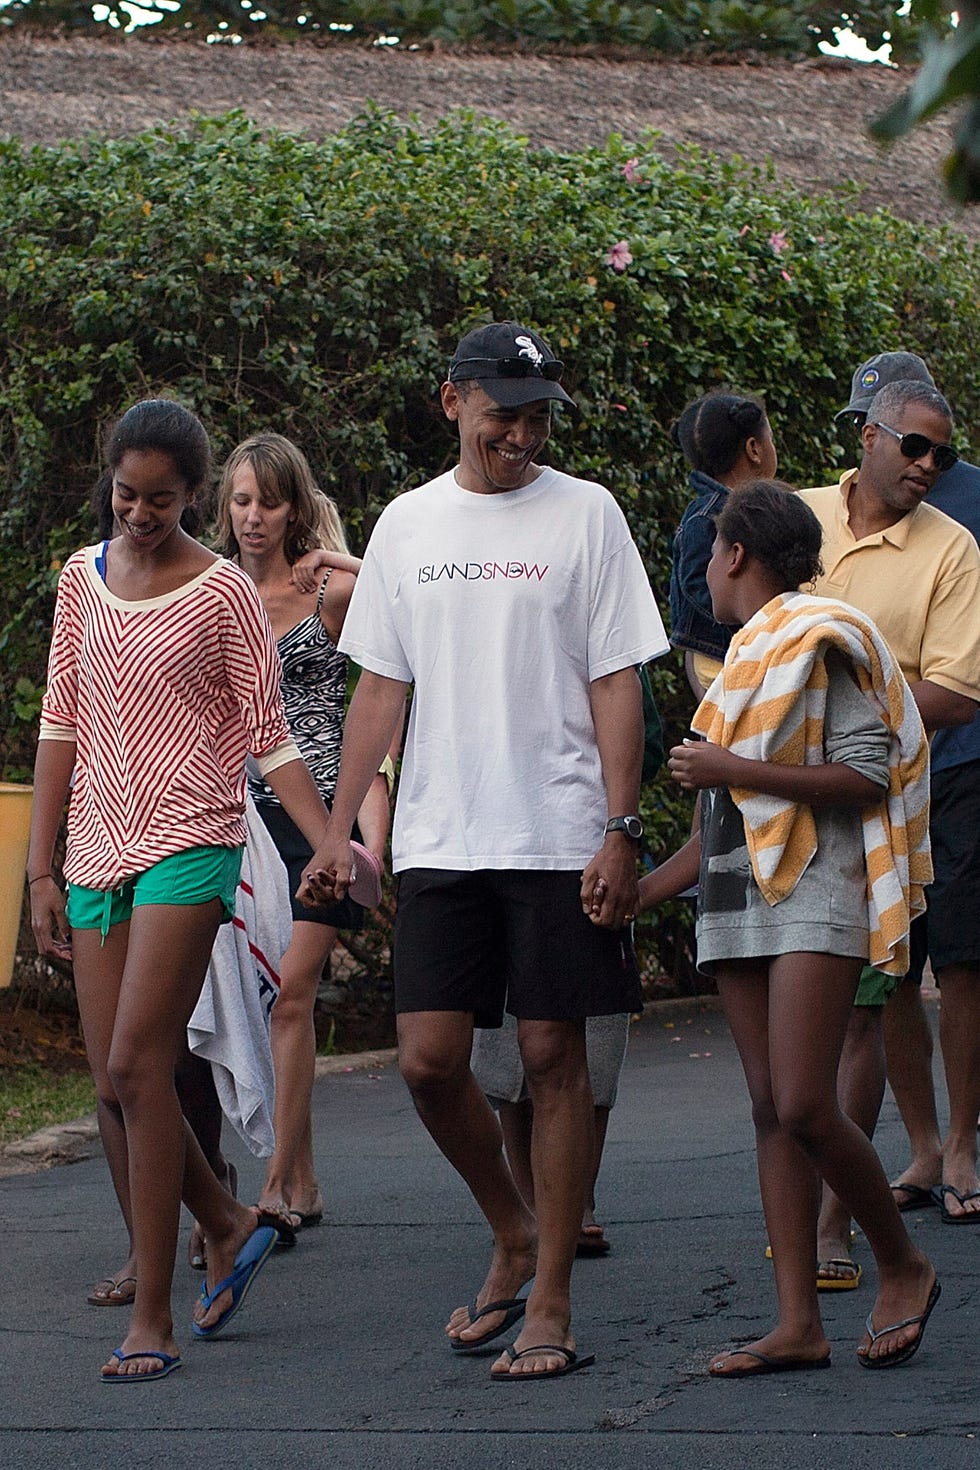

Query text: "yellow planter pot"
[0, 783, 33, 989]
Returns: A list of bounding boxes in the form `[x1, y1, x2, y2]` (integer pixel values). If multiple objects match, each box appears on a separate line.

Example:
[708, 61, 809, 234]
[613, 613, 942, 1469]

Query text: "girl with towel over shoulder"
[636, 481, 939, 1376]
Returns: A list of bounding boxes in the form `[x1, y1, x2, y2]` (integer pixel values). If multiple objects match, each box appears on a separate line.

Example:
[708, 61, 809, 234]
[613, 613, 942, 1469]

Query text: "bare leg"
[492, 1017, 592, 1377]
[501, 1095, 612, 1251]
[398, 1011, 537, 1349]
[768, 956, 934, 1367]
[499, 1098, 535, 1209]
[714, 954, 935, 1372]
[712, 960, 828, 1375]
[176, 1046, 225, 1172]
[73, 925, 137, 1303]
[258, 921, 336, 1221]
[935, 964, 980, 1215]
[883, 977, 942, 1193]
[580, 1106, 612, 1245]
[816, 1005, 885, 1280]
[90, 902, 264, 1378]
[175, 1045, 229, 1270]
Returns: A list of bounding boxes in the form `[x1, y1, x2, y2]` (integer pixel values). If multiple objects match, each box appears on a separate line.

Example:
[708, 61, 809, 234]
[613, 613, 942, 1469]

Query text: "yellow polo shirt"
[799, 469, 980, 697]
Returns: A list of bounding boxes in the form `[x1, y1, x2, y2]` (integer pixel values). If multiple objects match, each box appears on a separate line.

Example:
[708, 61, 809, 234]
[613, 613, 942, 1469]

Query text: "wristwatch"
[604, 815, 644, 841]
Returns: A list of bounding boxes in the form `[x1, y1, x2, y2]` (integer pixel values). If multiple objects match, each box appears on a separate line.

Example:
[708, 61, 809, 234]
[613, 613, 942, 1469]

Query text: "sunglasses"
[871, 421, 958, 474]
[450, 356, 565, 381]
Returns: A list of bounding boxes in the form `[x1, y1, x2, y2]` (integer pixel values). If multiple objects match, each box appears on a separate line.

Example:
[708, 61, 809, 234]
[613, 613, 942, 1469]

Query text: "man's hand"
[297, 829, 354, 907]
[668, 739, 740, 791]
[581, 835, 639, 928]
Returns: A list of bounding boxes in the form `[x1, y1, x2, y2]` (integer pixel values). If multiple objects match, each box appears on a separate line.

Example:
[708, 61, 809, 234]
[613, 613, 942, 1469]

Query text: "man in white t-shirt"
[303, 322, 668, 1380]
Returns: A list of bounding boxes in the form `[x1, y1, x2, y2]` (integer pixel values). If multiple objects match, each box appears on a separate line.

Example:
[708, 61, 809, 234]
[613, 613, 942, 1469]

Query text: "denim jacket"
[669, 470, 739, 660]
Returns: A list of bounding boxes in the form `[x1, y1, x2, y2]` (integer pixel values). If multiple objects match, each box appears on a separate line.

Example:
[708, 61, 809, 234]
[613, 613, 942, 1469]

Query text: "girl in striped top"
[28, 400, 332, 1384]
[636, 482, 938, 1376]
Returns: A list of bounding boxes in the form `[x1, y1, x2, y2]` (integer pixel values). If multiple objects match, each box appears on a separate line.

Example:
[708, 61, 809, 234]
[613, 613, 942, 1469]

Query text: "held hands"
[296, 830, 353, 907]
[667, 738, 740, 791]
[580, 836, 639, 929]
[30, 876, 72, 962]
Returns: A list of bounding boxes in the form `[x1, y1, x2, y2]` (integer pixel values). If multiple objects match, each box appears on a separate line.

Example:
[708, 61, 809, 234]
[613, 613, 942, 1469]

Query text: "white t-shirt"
[340, 466, 669, 871]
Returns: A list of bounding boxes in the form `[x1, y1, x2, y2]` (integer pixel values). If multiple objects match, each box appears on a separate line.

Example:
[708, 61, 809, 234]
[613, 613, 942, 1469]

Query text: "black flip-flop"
[491, 1344, 595, 1380]
[288, 1209, 324, 1230]
[932, 1184, 980, 1224]
[256, 1207, 298, 1247]
[449, 1287, 530, 1353]
[576, 1226, 611, 1258]
[859, 1277, 941, 1369]
[890, 1182, 937, 1213]
[710, 1349, 831, 1378]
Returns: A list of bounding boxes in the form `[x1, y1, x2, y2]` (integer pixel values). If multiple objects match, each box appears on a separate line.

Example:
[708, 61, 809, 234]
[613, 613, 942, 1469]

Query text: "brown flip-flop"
[87, 1275, 137, 1306]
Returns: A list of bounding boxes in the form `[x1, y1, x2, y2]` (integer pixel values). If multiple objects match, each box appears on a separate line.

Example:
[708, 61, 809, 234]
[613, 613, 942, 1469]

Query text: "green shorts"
[853, 963, 901, 1009]
[67, 844, 244, 941]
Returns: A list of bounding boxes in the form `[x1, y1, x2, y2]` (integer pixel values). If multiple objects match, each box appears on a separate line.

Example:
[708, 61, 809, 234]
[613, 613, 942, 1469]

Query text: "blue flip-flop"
[191, 1224, 278, 1339]
[102, 1348, 182, 1383]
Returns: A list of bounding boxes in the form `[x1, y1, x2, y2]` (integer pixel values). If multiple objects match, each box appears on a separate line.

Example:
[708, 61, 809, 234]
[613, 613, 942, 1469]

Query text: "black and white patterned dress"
[248, 573, 347, 810]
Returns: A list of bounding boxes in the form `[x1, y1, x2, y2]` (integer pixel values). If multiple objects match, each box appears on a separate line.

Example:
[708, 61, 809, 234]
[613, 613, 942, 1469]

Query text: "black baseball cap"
[448, 321, 576, 408]
[835, 351, 936, 422]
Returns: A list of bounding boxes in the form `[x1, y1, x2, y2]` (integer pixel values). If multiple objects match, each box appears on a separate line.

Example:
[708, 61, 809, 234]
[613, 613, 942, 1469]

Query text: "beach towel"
[188, 798, 292, 1156]
[691, 592, 931, 976]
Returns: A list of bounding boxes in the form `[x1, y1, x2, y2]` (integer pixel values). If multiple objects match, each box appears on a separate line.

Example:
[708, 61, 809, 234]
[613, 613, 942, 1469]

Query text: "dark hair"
[93, 399, 210, 538]
[106, 398, 211, 494]
[714, 480, 824, 591]
[866, 380, 952, 426]
[670, 391, 768, 479]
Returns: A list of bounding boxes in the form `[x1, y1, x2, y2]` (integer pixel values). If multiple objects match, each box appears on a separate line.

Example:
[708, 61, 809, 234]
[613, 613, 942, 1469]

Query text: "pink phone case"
[348, 841, 383, 908]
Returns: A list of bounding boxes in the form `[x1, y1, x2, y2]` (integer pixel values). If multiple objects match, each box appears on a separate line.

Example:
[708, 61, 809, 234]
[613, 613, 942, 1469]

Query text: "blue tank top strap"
[95, 540, 110, 583]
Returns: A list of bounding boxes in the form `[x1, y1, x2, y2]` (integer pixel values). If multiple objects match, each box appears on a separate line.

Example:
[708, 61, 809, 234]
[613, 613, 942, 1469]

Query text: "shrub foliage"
[2, 109, 978, 985]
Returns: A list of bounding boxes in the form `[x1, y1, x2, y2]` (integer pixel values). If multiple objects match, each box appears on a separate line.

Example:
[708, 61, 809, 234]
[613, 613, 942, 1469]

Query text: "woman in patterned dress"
[215, 435, 391, 1232]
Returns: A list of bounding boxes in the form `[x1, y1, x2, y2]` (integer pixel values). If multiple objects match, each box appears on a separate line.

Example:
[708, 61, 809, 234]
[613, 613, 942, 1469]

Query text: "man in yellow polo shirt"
[801, 373, 980, 1284]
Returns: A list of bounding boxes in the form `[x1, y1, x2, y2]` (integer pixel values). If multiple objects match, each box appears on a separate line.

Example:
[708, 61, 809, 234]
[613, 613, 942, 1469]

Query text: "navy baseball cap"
[448, 322, 576, 408]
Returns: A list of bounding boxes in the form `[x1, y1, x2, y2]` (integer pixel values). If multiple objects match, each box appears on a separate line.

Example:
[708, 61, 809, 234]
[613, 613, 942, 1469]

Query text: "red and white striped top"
[40, 547, 294, 890]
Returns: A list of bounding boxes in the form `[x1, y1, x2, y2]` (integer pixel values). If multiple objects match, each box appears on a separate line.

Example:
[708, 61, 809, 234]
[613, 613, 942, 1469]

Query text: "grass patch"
[0, 1065, 96, 1146]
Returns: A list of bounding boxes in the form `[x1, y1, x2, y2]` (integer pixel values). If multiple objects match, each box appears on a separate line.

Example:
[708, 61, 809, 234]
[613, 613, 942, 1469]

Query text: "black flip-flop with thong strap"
[491, 1344, 595, 1380]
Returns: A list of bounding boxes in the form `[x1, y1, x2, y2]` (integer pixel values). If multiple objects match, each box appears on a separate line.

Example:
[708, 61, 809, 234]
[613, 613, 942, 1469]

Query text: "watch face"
[608, 816, 643, 839]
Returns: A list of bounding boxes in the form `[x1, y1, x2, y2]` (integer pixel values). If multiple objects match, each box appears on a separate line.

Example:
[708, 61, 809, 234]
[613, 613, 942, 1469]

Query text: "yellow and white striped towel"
[691, 592, 931, 976]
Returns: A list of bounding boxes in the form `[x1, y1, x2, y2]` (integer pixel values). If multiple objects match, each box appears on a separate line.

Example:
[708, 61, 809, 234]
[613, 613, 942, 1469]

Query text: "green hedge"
[2, 109, 978, 986]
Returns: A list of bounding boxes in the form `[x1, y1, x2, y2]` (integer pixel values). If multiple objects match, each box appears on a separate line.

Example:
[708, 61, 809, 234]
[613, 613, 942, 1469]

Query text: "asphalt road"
[1, 1001, 976, 1470]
